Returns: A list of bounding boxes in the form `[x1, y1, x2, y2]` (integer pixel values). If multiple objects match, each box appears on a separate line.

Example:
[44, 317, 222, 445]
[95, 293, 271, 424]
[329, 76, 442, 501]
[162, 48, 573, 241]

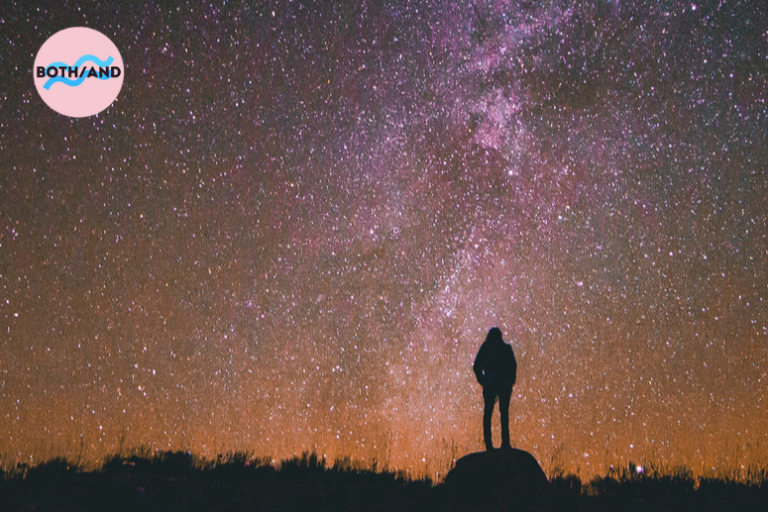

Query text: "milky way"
[1, 1, 767, 480]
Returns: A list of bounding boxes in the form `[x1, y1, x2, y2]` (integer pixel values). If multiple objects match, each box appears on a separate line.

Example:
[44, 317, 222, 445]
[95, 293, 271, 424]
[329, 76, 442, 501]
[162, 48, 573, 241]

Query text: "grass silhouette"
[2, 450, 767, 511]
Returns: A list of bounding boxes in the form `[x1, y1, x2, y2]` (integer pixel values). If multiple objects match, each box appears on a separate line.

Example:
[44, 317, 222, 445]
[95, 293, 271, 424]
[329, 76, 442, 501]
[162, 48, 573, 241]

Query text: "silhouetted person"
[473, 327, 517, 451]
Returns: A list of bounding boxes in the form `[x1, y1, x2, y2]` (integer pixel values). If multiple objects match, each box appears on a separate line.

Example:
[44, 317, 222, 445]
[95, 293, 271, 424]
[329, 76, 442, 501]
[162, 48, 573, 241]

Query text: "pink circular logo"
[33, 27, 124, 118]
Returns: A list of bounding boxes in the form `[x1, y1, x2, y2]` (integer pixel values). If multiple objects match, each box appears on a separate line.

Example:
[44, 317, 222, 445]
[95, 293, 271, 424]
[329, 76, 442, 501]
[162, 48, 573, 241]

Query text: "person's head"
[485, 327, 503, 345]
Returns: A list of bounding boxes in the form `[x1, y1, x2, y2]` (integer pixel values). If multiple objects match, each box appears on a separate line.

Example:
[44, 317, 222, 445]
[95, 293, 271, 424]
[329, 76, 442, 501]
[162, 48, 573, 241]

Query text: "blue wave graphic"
[43, 55, 115, 90]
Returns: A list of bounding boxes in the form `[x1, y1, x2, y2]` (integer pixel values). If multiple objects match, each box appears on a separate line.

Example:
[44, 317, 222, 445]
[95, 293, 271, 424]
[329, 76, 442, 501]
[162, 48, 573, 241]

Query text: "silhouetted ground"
[2, 451, 768, 512]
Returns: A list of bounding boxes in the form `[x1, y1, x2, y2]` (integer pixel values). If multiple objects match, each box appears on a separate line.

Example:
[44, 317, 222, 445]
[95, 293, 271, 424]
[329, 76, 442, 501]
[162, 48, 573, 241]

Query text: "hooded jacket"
[473, 338, 517, 392]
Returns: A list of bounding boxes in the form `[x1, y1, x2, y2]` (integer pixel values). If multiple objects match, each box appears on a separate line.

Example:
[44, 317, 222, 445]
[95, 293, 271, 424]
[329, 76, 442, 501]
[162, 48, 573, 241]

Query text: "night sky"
[1, 1, 767, 480]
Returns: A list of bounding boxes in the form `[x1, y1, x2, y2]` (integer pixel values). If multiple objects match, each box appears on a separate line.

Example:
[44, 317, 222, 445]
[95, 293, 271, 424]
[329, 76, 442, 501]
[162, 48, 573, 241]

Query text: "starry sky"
[1, 1, 767, 480]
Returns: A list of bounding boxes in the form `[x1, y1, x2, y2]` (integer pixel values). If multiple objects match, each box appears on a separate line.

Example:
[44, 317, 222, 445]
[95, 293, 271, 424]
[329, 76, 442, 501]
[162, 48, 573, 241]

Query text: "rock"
[444, 448, 551, 511]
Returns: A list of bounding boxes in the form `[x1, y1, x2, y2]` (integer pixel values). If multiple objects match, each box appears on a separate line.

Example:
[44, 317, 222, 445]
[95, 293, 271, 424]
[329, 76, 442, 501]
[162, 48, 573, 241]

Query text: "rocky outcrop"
[444, 448, 550, 511]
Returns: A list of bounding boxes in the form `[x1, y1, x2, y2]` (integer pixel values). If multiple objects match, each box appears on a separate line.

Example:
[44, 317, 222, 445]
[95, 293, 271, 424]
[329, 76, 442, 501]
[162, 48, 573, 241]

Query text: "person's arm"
[473, 346, 485, 385]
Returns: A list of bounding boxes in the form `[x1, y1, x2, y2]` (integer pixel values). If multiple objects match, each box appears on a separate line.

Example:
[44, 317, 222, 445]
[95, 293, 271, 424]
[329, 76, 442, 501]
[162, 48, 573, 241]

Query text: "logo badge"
[33, 27, 124, 118]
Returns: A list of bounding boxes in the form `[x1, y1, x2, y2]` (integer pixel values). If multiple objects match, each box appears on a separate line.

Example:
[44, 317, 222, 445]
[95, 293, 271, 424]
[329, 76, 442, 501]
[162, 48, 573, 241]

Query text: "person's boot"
[501, 431, 511, 451]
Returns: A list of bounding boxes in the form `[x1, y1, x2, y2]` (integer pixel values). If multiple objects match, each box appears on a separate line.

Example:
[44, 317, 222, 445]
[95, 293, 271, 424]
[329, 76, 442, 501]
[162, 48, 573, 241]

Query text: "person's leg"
[483, 390, 496, 451]
[499, 389, 511, 450]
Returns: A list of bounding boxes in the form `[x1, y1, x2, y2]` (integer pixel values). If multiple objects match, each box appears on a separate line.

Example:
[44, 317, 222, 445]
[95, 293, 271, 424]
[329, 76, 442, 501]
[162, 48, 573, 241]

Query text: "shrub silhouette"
[2, 452, 768, 512]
